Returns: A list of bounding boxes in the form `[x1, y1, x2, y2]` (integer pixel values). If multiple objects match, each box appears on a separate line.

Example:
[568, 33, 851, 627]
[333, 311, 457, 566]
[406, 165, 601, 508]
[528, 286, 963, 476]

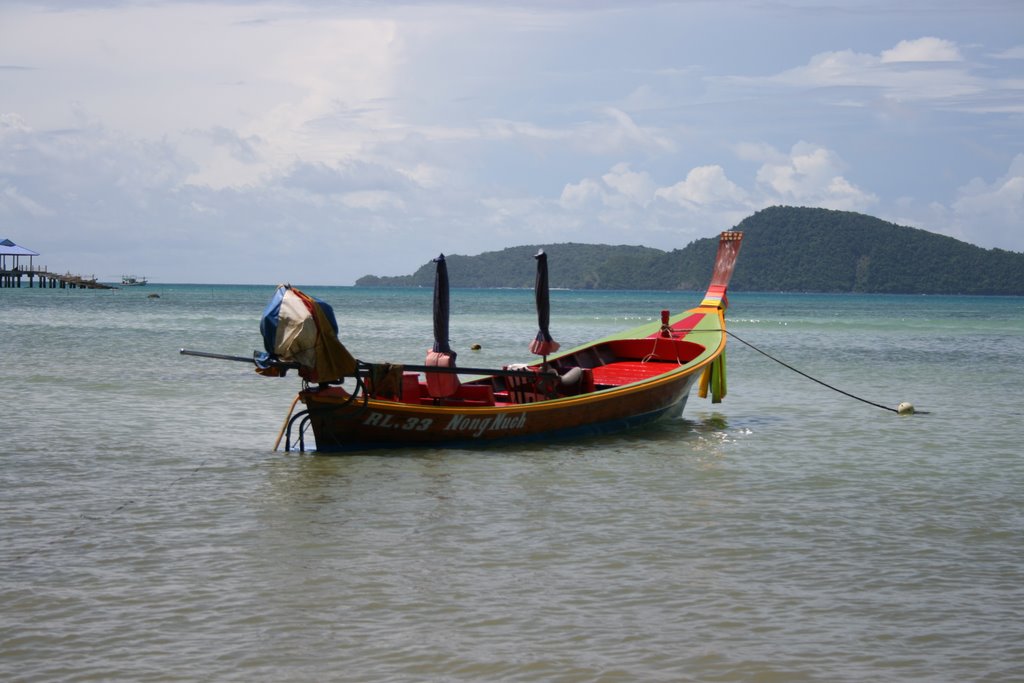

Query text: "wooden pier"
[1, 238, 115, 290]
[0, 266, 115, 290]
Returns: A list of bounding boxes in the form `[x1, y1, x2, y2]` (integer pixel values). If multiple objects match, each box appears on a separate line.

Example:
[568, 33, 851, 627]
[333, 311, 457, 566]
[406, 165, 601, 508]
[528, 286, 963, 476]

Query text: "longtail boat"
[182, 231, 742, 452]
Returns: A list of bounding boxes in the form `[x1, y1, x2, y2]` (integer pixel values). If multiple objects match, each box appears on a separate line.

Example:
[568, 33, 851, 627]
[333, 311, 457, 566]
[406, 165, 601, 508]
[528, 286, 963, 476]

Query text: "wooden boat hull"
[300, 367, 700, 452]
[294, 303, 727, 453]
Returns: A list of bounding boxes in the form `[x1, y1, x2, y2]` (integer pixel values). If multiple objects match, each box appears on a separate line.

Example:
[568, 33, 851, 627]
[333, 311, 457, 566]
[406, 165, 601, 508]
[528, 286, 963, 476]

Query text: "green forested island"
[356, 206, 1024, 295]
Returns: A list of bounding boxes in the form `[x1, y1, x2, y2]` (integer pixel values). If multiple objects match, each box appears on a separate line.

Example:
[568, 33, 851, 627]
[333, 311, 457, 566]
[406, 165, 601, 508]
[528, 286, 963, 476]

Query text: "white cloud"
[0, 183, 54, 217]
[559, 178, 604, 209]
[992, 45, 1024, 59]
[2, 1, 1023, 282]
[338, 190, 406, 211]
[793, 49, 877, 86]
[886, 155, 1024, 252]
[948, 154, 1024, 249]
[475, 109, 673, 157]
[739, 37, 985, 109]
[600, 163, 657, 207]
[0, 113, 31, 138]
[754, 142, 878, 211]
[559, 164, 657, 210]
[588, 108, 674, 155]
[557, 143, 875, 246]
[656, 166, 748, 208]
[880, 37, 963, 63]
[2, 4, 403, 190]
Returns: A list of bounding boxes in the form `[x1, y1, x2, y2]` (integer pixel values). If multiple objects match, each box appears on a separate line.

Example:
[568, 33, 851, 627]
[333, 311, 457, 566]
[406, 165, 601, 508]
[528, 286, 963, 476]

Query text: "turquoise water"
[2, 285, 1023, 681]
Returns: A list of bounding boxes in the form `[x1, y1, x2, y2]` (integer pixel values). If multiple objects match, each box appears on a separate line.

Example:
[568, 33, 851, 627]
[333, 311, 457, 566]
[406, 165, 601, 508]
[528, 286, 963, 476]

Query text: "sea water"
[1, 285, 1022, 682]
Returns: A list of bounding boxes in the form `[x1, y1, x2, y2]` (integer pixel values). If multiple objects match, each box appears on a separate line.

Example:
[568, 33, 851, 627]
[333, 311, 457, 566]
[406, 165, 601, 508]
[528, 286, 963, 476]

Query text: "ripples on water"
[2, 287, 1023, 681]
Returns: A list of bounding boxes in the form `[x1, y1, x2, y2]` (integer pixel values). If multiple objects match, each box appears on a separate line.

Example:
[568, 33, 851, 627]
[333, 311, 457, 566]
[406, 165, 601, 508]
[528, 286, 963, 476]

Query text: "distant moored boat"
[121, 275, 147, 286]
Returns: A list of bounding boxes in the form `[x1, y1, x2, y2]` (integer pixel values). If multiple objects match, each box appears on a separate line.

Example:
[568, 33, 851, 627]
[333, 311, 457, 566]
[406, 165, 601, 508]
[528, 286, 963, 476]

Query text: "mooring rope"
[725, 330, 900, 414]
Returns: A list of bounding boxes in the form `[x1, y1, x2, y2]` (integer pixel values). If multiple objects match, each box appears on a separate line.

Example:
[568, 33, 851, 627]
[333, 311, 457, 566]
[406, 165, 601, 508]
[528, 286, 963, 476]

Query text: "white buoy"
[897, 401, 915, 415]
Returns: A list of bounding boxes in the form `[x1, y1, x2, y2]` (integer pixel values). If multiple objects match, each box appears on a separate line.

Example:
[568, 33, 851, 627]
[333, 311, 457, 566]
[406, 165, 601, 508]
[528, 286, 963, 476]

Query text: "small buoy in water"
[470, 343, 482, 351]
[897, 401, 915, 415]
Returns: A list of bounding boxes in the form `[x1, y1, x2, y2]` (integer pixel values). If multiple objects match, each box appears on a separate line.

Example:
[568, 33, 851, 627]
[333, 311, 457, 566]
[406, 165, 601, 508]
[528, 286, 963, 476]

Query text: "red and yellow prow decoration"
[700, 230, 743, 310]
[698, 230, 743, 403]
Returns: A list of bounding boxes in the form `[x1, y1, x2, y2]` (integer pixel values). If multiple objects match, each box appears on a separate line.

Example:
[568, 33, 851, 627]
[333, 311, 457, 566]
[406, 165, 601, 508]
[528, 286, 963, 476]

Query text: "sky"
[1, 0, 1022, 285]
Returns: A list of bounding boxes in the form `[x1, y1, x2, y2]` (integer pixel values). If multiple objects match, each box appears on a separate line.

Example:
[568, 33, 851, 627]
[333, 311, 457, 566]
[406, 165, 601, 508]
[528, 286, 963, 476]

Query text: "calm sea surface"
[2, 285, 1022, 682]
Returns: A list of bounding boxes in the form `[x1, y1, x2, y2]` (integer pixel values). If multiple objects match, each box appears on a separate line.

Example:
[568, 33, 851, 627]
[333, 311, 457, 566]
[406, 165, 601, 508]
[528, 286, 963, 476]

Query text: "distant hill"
[355, 206, 1024, 295]
[357, 243, 668, 290]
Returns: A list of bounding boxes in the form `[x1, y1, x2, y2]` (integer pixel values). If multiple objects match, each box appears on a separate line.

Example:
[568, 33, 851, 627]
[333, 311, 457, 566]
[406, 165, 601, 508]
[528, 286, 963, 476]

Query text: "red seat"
[590, 361, 675, 387]
[418, 382, 495, 406]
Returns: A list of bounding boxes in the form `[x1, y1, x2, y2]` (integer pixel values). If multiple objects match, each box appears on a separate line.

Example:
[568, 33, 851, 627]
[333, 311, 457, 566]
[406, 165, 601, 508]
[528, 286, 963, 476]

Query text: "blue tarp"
[257, 285, 353, 382]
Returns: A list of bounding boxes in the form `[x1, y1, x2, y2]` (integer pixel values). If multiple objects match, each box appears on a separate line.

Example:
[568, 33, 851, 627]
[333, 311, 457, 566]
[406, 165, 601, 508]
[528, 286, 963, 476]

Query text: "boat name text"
[445, 412, 527, 437]
[360, 411, 527, 437]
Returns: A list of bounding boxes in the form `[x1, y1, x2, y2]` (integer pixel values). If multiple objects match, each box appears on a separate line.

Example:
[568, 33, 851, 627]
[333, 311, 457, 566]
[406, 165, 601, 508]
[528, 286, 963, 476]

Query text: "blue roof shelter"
[1, 238, 40, 271]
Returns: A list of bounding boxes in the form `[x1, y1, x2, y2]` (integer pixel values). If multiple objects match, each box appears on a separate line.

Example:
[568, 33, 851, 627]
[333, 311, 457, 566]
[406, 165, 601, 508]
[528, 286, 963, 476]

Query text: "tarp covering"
[259, 285, 357, 382]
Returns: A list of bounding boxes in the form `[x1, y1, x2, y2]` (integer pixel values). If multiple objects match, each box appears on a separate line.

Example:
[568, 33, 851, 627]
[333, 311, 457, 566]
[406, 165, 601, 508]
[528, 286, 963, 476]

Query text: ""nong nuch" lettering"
[444, 412, 527, 437]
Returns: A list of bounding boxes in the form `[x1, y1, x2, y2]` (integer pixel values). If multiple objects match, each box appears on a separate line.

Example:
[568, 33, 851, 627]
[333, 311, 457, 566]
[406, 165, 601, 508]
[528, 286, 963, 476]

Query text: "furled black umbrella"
[426, 254, 459, 397]
[529, 249, 560, 359]
[430, 254, 454, 356]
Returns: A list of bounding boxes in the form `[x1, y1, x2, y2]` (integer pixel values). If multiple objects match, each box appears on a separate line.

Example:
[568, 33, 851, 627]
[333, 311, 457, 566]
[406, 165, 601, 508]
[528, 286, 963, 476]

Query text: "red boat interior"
[356, 336, 707, 408]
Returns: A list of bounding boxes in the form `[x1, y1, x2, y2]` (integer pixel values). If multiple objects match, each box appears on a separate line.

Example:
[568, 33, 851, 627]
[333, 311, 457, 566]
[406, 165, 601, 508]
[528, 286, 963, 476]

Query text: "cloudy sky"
[1, 0, 1022, 285]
